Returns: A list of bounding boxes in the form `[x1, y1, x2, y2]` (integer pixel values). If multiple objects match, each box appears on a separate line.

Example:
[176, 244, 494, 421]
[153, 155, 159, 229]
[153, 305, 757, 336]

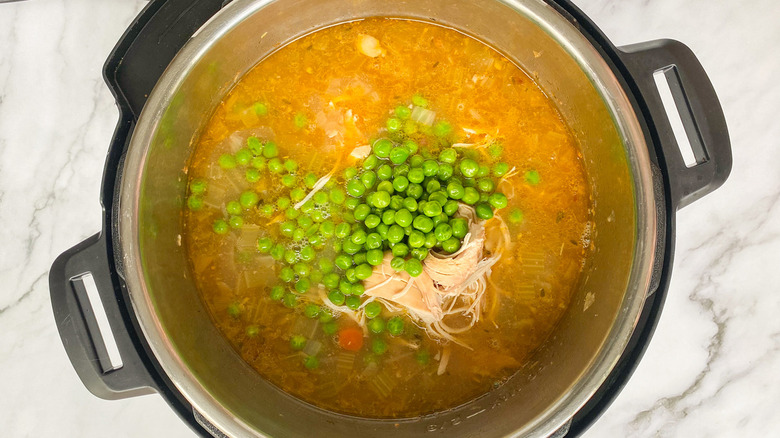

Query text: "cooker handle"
[618, 39, 732, 209]
[50, 233, 157, 400]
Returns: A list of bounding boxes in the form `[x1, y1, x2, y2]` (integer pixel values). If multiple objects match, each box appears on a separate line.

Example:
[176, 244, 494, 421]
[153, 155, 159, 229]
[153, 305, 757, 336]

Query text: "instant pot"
[49, 0, 731, 436]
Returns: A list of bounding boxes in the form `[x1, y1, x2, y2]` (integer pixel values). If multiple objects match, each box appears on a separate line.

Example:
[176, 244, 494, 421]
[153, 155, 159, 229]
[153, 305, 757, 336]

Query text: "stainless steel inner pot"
[118, 0, 656, 436]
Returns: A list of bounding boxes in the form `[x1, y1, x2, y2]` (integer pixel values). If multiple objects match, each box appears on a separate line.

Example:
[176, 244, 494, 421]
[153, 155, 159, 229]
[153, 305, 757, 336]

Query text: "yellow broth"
[184, 18, 592, 418]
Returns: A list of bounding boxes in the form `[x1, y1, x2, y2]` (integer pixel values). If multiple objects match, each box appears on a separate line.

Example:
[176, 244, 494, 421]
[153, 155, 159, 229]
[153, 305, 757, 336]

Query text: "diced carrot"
[338, 327, 364, 352]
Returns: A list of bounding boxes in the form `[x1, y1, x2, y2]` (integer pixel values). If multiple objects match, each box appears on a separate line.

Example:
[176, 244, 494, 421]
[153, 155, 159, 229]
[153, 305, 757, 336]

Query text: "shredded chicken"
[363, 204, 503, 346]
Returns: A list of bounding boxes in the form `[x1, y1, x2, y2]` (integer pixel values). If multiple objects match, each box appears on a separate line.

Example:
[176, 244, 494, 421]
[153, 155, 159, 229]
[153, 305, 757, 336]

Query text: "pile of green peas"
[191, 99, 513, 353]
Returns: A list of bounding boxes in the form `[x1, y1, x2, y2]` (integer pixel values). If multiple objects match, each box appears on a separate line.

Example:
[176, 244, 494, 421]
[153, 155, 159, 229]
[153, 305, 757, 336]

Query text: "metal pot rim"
[118, 0, 656, 436]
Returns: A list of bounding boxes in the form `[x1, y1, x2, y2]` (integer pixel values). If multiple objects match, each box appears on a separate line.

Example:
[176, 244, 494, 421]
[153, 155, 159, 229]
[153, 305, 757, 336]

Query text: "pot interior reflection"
[120, 0, 655, 436]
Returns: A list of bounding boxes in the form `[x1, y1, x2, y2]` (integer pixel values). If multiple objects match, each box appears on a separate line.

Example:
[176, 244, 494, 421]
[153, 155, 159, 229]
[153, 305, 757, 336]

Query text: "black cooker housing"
[49, 0, 731, 436]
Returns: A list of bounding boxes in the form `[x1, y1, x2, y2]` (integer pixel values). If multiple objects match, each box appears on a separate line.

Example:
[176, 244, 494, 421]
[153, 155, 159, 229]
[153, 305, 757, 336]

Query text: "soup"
[183, 18, 591, 418]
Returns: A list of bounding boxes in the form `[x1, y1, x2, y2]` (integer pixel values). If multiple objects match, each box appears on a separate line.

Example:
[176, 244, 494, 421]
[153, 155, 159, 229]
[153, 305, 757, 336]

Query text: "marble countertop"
[1, 0, 777, 436]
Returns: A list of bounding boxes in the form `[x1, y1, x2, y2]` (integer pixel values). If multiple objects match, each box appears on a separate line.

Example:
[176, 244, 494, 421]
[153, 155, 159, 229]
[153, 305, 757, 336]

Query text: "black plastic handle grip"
[618, 39, 732, 209]
[49, 233, 157, 400]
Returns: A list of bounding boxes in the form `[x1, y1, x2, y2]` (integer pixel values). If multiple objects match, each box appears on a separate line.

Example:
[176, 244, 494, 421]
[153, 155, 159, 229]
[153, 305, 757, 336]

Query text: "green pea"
[434, 223, 453, 242]
[213, 219, 229, 235]
[387, 224, 405, 243]
[433, 121, 453, 137]
[441, 200, 457, 217]
[489, 192, 508, 209]
[354, 263, 373, 280]
[292, 227, 305, 241]
[321, 272, 339, 289]
[281, 174, 297, 187]
[287, 188, 303, 202]
[409, 155, 424, 169]
[459, 159, 479, 178]
[425, 179, 441, 193]
[395, 105, 412, 120]
[476, 165, 490, 178]
[376, 223, 389, 239]
[393, 209, 413, 227]
[462, 187, 480, 205]
[372, 191, 391, 209]
[345, 295, 361, 310]
[260, 204, 275, 217]
[244, 168, 261, 183]
[351, 229, 367, 245]
[375, 164, 392, 181]
[408, 230, 426, 248]
[373, 138, 393, 158]
[270, 244, 285, 260]
[246, 137, 263, 156]
[224, 200, 240, 216]
[386, 118, 402, 132]
[346, 179, 366, 197]
[352, 252, 366, 266]
[360, 170, 377, 189]
[300, 246, 316, 261]
[424, 232, 438, 249]
[406, 183, 423, 200]
[255, 237, 273, 253]
[368, 317, 385, 334]
[403, 139, 419, 154]
[262, 141, 278, 159]
[237, 191, 257, 210]
[345, 268, 357, 283]
[365, 232, 383, 250]
[303, 304, 320, 319]
[422, 160, 439, 177]
[218, 154, 236, 169]
[371, 338, 388, 355]
[313, 259, 332, 276]
[422, 201, 442, 217]
[415, 349, 430, 365]
[227, 215, 242, 229]
[477, 178, 495, 193]
[270, 285, 285, 301]
[402, 198, 418, 212]
[364, 214, 380, 229]
[363, 154, 379, 170]
[279, 266, 295, 282]
[488, 142, 503, 160]
[268, 158, 283, 173]
[296, 216, 312, 230]
[390, 257, 406, 271]
[437, 163, 454, 181]
[475, 202, 494, 220]
[344, 166, 358, 180]
[343, 238, 362, 254]
[411, 248, 428, 261]
[281, 159, 297, 173]
[412, 94, 429, 108]
[353, 204, 370, 221]
[189, 179, 207, 195]
[335, 223, 351, 239]
[412, 215, 434, 233]
[285, 207, 300, 220]
[450, 218, 468, 239]
[441, 237, 462, 253]
[329, 187, 345, 205]
[339, 279, 352, 295]
[402, 257, 422, 277]
[387, 316, 404, 335]
[509, 208, 524, 223]
[361, 302, 381, 319]
[282, 292, 297, 308]
[352, 282, 365, 296]
[303, 355, 319, 370]
[290, 335, 306, 350]
[381, 210, 396, 225]
[439, 148, 457, 164]
[313, 192, 329, 206]
[389, 195, 404, 210]
[389, 147, 409, 164]
[278, 220, 295, 236]
[328, 289, 346, 306]
[391, 243, 409, 257]
[524, 169, 541, 185]
[407, 168, 425, 184]
[392, 176, 409, 192]
[493, 162, 510, 177]
[362, 248, 382, 266]
[251, 156, 266, 170]
[235, 149, 252, 166]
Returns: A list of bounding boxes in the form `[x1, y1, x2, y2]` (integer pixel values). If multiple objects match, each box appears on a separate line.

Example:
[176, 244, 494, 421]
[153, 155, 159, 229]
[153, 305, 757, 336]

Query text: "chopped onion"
[411, 106, 436, 126]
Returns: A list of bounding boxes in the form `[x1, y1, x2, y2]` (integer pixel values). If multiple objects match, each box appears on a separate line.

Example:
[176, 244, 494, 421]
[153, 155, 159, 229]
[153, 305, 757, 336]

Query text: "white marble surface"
[0, 0, 777, 436]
